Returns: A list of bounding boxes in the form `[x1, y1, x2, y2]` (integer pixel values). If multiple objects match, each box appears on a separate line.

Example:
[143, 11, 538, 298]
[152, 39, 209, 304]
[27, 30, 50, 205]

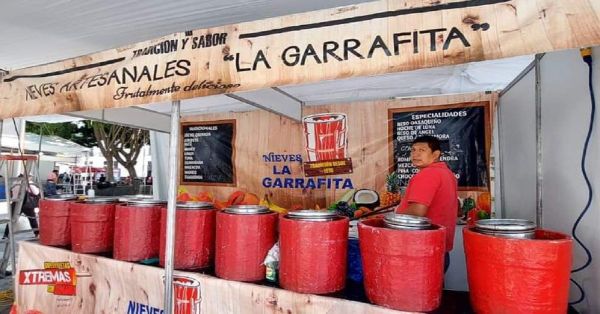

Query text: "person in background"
[395, 136, 458, 273]
[97, 173, 111, 189]
[46, 169, 59, 196]
[3, 175, 40, 238]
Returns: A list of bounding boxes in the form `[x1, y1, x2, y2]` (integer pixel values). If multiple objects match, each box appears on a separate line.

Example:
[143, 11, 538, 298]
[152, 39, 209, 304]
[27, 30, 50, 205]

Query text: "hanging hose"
[569, 47, 595, 306]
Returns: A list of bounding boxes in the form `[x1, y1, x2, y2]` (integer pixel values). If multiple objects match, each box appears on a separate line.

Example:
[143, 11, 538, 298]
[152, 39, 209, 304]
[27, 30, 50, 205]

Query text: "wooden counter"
[15, 241, 409, 313]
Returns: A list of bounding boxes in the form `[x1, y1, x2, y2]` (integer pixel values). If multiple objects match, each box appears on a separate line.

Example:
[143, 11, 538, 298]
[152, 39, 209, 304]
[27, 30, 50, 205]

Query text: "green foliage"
[386, 172, 401, 192]
[26, 121, 96, 148]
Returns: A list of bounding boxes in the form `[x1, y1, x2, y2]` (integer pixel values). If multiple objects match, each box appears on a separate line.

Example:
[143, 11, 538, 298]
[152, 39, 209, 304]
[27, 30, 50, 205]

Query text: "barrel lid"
[46, 194, 78, 201]
[126, 199, 167, 206]
[84, 197, 119, 204]
[383, 213, 431, 230]
[475, 219, 535, 232]
[285, 210, 341, 221]
[176, 201, 214, 210]
[118, 194, 154, 202]
[223, 205, 271, 215]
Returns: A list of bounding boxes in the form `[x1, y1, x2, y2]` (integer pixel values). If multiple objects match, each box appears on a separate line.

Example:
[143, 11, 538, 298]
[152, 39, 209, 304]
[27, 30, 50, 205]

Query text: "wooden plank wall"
[16, 242, 165, 313]
[16, 241, 407, 314]
[180, 92, 497, 208]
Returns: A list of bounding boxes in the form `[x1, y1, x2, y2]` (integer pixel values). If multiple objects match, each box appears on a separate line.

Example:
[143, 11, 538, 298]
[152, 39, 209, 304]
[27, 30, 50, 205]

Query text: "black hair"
[412, 135, 441, 152]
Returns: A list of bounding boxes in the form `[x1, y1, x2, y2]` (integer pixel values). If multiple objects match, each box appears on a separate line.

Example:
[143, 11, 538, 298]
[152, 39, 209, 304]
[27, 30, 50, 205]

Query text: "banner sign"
[1, 0, 599, 118]
[390, 102, 490, 190]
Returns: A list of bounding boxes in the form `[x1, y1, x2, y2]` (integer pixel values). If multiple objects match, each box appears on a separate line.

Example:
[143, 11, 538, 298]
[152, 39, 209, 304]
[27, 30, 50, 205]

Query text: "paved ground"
[0, 203, 39, 313]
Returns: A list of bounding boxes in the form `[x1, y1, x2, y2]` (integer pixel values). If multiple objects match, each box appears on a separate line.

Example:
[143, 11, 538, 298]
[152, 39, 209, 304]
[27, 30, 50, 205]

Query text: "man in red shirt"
[396, 135, 458, 273]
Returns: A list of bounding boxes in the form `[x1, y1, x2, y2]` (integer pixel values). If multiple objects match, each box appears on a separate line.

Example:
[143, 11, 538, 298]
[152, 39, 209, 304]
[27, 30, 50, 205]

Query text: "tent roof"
[0, 0, 374, 71]
[1, 0, 533, 128]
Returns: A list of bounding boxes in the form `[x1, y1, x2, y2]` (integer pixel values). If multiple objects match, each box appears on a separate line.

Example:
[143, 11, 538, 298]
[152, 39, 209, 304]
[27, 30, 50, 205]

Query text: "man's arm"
[402, 202, 429, 217]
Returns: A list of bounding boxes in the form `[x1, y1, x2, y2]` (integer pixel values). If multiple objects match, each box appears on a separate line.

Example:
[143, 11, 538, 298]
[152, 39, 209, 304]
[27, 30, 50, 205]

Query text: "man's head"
[52, 169, 58, 174]
[411, 136, 442, 169]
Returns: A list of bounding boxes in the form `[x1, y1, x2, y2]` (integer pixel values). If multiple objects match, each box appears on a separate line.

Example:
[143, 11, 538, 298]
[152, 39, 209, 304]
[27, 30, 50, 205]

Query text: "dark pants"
[3, 203, 38, 238]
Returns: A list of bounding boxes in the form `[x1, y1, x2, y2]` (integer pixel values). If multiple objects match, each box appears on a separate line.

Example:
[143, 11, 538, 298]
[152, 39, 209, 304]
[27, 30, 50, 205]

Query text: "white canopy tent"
[0, 121, 89, 158]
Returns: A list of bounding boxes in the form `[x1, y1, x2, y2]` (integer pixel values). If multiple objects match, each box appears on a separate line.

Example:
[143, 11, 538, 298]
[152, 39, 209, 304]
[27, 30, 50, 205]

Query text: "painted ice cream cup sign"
[302, 113, 353, 177]
[303, 113, 347, 162]
[172, 275, 202, 314]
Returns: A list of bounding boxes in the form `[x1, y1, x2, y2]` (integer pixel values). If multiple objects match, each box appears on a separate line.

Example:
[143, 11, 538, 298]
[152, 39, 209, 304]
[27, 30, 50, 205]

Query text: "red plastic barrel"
[38, 195, 78, 246]
[215, 205, 278, 282]
[279, 210, 349, 294]
[464, 227, 572, 314]
[113, 199, 166, 261]
[359, 217, 446, 312]
[70, 198, 118, 253]
[159, 202, 216, 269]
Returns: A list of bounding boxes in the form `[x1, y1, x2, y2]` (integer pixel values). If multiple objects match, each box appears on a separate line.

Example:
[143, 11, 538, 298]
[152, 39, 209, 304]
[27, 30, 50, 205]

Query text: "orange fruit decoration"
[227, 191, 260, 206]
[177, 192, 192, 202]
[214, 200, 228, 210]
[477, 192, 491, 213]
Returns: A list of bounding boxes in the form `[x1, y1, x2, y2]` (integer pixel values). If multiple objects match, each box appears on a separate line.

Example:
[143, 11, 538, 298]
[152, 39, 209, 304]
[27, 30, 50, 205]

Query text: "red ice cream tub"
[160, 201, 216, 270]
[279, 210, 349, 294]
[215, 205, 278, 282]
[70, 197, 119, 253]
[359, 215, 445, 312]
[113, 199, 166, 261]
[465, 219, 572, 314]
[38, 194, 78, 246]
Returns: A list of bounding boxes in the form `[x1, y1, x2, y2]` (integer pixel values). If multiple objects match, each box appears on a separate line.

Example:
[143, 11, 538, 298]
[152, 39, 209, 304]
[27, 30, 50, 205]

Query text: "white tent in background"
[0, 119, 89, 158]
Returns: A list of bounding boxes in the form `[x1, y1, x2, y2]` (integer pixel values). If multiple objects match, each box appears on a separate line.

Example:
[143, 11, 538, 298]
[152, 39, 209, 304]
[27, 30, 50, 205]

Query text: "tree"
[113, 127, 149, 180]
[28, 121, 149, 181]
[91, 122, 121, 182]
[91, 122, 149, 181]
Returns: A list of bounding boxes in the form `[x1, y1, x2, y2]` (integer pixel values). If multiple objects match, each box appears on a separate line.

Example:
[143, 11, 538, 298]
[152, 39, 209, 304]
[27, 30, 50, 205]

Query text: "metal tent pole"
[496, 101, 506, 218]
[163, 100, 180, 314]
[535, 54, 543, 227]
[16, 119, 26, 177]
[3, 162, 12, 276]
[497, 58, 539, 218]
[37, 127, 44, 199]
